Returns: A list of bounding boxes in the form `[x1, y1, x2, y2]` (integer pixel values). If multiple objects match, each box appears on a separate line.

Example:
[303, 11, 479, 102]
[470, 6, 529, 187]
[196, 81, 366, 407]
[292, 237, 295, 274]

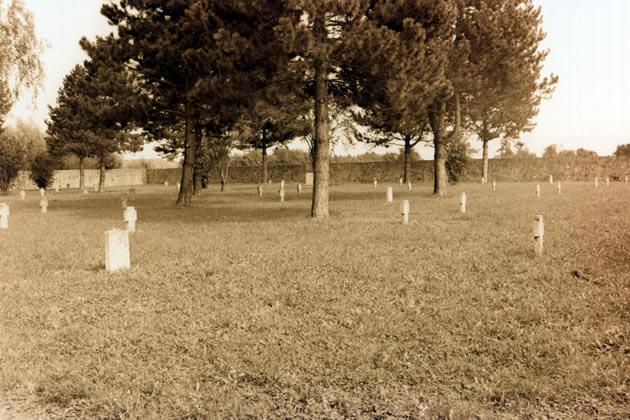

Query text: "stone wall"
[200, 156, 630, 184]
[14, 169, 147, 191]
[24, 157, 623, 190]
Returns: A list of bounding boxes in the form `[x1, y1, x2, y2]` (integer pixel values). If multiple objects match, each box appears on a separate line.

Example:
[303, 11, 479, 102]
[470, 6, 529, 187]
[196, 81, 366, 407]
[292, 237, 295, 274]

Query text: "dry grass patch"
[1, 182, 628, 418]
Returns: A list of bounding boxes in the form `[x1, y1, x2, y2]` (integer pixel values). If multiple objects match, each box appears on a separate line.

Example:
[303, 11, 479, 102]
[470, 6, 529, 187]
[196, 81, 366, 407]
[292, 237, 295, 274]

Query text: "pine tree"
[46, 65, 94, 190]
[47, 37, 144, 192]
[462, 0, 557, 183]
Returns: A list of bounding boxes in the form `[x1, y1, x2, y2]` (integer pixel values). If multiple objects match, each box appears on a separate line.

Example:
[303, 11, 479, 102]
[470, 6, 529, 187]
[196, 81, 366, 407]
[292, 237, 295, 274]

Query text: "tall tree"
[239, 93, 311, 184]
[46, 65, 95, 190]
[276, 1, 440, 216]
[350, 1, 456, 184]
[462, 0, 557, 183]
[47, 37, 144, 192]
[0, 0, 46, 124]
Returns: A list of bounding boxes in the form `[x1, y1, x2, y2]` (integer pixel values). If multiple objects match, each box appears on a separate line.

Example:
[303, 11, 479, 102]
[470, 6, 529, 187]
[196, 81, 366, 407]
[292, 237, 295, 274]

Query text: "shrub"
[0, 132, 25, 194]
[445, 138, 470, 183]
[30, 152, 57, 189]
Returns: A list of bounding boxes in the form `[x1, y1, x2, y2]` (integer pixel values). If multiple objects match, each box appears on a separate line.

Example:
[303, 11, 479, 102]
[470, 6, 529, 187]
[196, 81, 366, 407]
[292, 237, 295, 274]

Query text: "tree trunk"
[482, 138, 489, 184]
[429, 94, 460, 196]
[403, 138, 412, 184]
[98, 155, 106, 192]
[79, 157, 85, 190]
[311, 16, 330, 218]
[261, 140, 268, 184]
[177, 93, 195, 207]
[433, 139, 448, 195]
[193, 127, 203, 195]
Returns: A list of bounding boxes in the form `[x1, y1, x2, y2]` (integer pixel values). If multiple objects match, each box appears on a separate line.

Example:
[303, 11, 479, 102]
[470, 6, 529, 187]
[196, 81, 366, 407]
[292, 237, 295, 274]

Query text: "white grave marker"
[177, 183, 181, 191]
[19, 190, 25, 201]
[536, 184, 540, 198]
[386, 187, 393, 203]
[40, 197, 48, 214]
[533, 215, 544, 256]
[407, 181, 412, 191]
[39, 188, 45, 197]
[373, 178, 377, 188]
[55, 185, 60, 193]
[280, 180, 285, 190]
[460, 192, 467, 214]
[121, 193, 129, 209]
[557, 182, 562, 194]
[257, 184, 263, 198]
[606, 176, 610, 186]
[297, 183, 302, 193]
[164, 181, 169, 187]
[595, 177, 599, 188]
[549, 175, 553, 184]
[399, 178, 403, 185]
[124, 206, 137, 233]
[105, 229, 130, 273]
[492, 180, 496, 191]
[305, 172, 314, 186]
[280, 189, 285, 202]
[401, 200, 409, 225]
[0, 203, 9, 229]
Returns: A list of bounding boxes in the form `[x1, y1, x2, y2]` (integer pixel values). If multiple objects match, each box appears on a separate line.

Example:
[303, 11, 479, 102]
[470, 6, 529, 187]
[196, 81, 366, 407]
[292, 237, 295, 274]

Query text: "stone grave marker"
[305, 172, 313, 186]
[399, 178, 403, 185]
[177, 182, 181, 191]
[401, 200, 409, 225]
[536, 184, 540, 197]
[94, 185, 99, 192]
[19, 190, 25, 201]
[164, 181, 169, 187]
[124, 206, 137, 233]
[105, 229, 130, 273]
[492, 180, 496, 191]
[55, 185, 60, 192]
[121, 193, 129, 209]
[407, 181, 412, 191]
[39, 188, 45, 197]
[533, 215, 544, 256]
[40, 196, 48, 214]
[595, 177, 599, 188]
[557, 182, 562, 194]
[460, 192, 466, 214]
[606, 176, 610, 186]
[549, 175, 553, 184]
[373, 178, 377, 188]
[0, 203, 9, 229]
[297, 183, 302, 193]
[386, 187, 393, 203]
[257, 184, 263, 198]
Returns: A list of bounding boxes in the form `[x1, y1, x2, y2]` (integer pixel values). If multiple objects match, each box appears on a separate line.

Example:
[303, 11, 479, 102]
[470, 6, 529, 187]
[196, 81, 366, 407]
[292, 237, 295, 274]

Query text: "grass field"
[1, 181, 628, 419]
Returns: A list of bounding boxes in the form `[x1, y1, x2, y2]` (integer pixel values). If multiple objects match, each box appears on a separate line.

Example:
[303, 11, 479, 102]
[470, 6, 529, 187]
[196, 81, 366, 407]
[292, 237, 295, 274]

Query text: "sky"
[7, 0, 630, 159]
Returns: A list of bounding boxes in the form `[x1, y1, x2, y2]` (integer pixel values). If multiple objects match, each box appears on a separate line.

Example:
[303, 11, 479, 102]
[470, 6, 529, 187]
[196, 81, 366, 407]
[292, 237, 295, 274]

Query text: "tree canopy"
[0, 0, 46, 125]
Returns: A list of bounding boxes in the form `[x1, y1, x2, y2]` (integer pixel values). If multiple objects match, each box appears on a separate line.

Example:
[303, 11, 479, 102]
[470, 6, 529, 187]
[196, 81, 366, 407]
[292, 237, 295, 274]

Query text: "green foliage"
[0, 129, 24, 193]
[445, 138, 470, 183]
[29, 152, 56, 189]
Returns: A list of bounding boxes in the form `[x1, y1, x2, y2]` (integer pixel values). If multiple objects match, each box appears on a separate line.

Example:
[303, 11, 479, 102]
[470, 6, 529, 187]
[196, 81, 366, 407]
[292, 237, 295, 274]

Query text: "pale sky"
[8, 0, 630, 159]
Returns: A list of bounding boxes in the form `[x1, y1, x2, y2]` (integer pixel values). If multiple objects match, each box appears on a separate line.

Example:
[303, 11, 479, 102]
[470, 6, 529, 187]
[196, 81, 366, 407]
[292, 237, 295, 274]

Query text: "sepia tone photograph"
[1, 0, 628, 418]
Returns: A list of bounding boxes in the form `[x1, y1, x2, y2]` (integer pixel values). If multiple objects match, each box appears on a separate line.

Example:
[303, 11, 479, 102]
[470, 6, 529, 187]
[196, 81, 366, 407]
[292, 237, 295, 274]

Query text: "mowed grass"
[0, 181, 628, 419]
